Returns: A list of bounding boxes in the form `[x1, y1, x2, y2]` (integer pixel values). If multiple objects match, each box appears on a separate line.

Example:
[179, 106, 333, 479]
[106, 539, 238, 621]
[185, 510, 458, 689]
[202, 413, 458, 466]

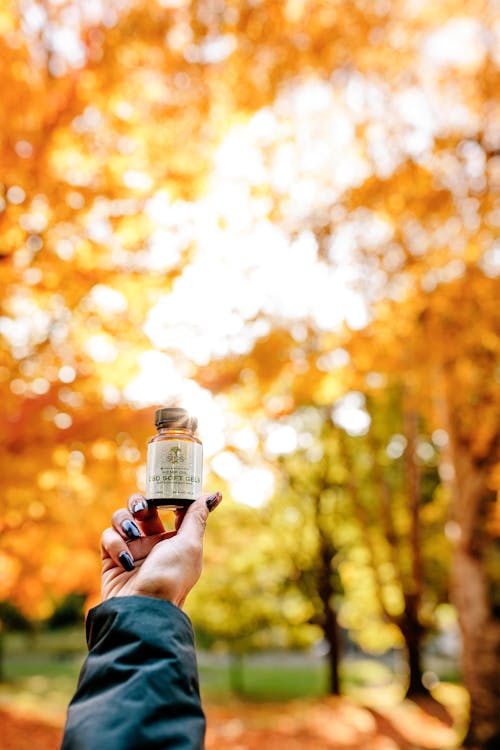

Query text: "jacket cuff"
[86, 596, 194, 647]
[85, 595, 199, 677]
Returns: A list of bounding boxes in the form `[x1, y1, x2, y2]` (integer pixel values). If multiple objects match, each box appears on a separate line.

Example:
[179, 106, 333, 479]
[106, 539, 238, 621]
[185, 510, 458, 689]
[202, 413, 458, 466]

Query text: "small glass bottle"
[146, 407, 203, 509]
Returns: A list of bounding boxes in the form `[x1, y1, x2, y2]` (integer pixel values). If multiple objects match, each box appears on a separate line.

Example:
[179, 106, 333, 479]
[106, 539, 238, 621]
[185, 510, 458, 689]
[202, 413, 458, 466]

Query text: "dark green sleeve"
[61, 596, 205, 750]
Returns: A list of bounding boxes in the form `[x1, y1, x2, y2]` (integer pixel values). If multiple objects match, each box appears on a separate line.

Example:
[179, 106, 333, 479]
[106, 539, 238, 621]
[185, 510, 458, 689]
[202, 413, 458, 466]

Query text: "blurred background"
[0, 1, 499, 748]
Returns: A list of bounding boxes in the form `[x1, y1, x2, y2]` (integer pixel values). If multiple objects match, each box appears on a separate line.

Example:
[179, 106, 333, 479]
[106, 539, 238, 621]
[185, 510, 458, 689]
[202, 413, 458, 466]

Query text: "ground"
[0, 693, 465, 750]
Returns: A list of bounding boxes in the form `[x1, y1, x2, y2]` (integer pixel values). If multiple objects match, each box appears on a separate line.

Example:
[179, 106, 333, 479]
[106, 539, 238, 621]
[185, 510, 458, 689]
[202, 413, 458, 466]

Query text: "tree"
[0, 396, 154, 618]
[271, 423, 347, 696]
[262, 398, 448, 698]
[187, 492, 322, 694]
[342, 390, 449, 697]
[1, 3, 498, 743]
[346, 268, 500, 745]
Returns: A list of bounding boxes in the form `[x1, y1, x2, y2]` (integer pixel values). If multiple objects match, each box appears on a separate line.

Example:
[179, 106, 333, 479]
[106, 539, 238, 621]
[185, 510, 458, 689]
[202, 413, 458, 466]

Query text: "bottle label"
[146, 441, 203, 501]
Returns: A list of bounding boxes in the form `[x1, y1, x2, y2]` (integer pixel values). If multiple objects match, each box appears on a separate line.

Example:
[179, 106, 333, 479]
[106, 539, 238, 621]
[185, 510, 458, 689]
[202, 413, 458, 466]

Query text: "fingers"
[173, 491, 220, 531]
[127, 493, 165, 536]
[101, 527, 136, 571]
[176, 492, 222, 546]
[205, 492, 222, 513]
[102, 527, 178, 570]
[112, 508, 142, 541]
[104, 492, 221, 573]
[174, 509, 186, 532]
[127, 530, 177, 561]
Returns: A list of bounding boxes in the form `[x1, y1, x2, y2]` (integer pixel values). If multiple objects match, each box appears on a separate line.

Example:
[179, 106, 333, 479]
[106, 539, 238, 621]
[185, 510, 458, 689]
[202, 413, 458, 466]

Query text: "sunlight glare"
[211, 451, 243, 480]
[422, 18, 487, 70]
[84, 335, 118, 362]
[231, 426, 259, 452]
[231, 468, 275, 507]
[332, 392, 371, 436]
[123, 351, 184, 405]
[123, 351, 225, 457]
[141, 77, 381, 364]
[89, 284, 128, 315]
[265, 425, 298, 455]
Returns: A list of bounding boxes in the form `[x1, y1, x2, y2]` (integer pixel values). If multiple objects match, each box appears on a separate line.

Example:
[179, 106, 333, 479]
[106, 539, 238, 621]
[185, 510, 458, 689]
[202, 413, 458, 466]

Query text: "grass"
[0, 629, 84, 719]
[199, 662, 328, 700]
[0, 627, 461, 716]
[198, 657, 400, 702]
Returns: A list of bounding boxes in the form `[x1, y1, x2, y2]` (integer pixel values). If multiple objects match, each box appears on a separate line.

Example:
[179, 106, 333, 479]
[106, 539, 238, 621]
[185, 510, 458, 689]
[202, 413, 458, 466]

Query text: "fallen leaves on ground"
[0, 696, 462, 750]
[0, 708, 63, 750]
[205, 696, 460, 750]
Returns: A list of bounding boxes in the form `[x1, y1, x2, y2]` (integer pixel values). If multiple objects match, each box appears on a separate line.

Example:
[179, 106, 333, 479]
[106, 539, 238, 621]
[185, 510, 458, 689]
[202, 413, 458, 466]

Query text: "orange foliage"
[0, 1, 498, 627]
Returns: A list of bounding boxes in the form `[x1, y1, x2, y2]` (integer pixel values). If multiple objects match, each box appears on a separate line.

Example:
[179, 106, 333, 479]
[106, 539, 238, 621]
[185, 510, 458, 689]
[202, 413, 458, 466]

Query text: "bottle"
[146, 407, 203, 509]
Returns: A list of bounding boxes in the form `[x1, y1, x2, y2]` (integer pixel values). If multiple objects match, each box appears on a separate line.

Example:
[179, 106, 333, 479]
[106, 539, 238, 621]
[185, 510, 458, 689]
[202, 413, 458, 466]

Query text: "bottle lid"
[155, 407, 197, 432]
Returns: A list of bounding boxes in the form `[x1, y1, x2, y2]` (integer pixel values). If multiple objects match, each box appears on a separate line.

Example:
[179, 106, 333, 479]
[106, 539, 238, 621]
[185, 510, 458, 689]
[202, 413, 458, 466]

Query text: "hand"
[100, 492, 222, 608]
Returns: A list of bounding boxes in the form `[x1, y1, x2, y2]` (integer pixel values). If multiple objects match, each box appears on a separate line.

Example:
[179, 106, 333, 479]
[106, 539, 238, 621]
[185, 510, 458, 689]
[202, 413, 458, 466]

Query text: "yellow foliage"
[0, 0, 498, 637]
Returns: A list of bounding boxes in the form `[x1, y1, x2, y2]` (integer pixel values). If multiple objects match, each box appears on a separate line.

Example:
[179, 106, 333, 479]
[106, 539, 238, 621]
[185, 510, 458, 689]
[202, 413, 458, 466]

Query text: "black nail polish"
[122, 520, 141, 540]
[206, 492, 222, 512]
[118, 551, 135, 571]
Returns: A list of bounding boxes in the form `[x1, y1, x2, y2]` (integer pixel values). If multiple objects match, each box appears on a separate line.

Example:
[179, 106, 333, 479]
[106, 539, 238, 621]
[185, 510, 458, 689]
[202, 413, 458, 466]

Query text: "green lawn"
[0, 628, 459, 715]
[197, 656, 401, 701]
[199, 662, 328, 700]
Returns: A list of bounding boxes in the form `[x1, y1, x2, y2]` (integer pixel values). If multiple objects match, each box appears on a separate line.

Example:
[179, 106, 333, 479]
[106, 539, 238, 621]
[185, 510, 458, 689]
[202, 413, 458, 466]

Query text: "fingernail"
[122, 520, 141, 540]
[132, 497, 148, 513]
[206, 492, 222, 512]
[118, 551, 135, 571]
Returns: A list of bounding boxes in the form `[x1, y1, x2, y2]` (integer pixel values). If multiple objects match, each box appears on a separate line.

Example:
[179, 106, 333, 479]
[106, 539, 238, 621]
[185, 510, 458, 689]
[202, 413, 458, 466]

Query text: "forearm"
[62, 596, 205, 750]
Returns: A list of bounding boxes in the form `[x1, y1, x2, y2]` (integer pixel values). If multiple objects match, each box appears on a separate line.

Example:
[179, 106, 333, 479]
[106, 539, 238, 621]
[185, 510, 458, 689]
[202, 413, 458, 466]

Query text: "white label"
[146, 440, 203, 501]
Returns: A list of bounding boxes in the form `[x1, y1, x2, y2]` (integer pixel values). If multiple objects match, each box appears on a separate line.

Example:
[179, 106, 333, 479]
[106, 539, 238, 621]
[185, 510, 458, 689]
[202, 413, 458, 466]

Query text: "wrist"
[131, 581, 185, 608]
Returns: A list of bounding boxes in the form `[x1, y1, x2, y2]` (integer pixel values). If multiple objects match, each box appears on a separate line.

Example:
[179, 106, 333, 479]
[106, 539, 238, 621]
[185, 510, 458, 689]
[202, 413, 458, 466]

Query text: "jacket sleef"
[61, 596, 205, 750]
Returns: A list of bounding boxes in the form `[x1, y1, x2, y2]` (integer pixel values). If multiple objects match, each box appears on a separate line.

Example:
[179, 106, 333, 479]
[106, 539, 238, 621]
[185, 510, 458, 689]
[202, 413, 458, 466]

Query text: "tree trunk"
[401, 593, 426, 697]
[448, 447, 500, 748]
[402, 408, 427, 697]
[317, 534, 341, 694]
[454, 545, 500, 748]
[324, 593, 341, 695]
[0, 626, 4, 682]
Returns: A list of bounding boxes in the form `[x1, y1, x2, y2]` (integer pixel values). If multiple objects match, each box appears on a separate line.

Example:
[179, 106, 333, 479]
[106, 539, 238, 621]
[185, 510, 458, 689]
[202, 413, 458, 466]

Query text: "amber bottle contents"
[146, 407, 203, 509]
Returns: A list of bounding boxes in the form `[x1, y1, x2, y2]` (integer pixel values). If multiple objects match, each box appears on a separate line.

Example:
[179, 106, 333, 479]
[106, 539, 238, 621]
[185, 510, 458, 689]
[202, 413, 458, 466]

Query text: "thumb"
[176, 492, 222, 543]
